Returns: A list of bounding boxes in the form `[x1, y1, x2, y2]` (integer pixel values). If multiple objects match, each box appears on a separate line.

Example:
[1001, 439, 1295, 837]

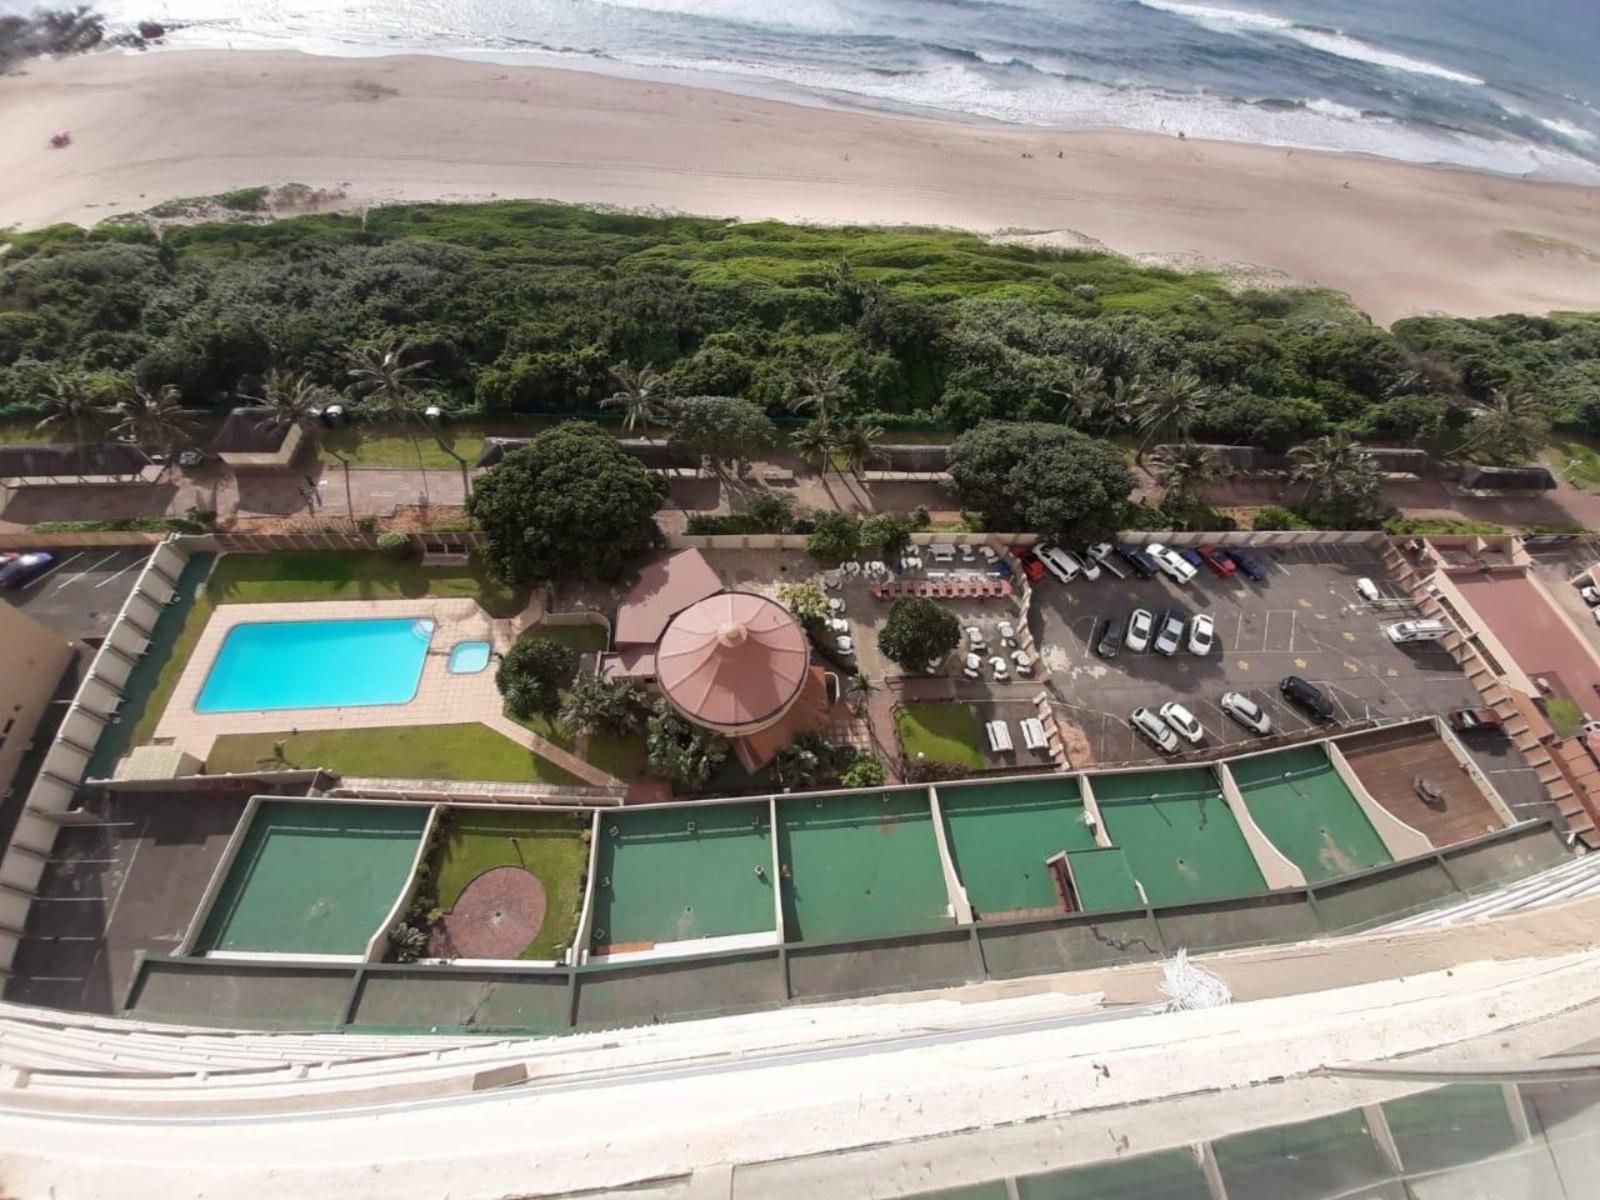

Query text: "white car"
[1127, 608, 1154, 653]
[1154, 612, 1185, 656]
[1355, 578, 1381, 603]
[1188, 613, 1215, 656]
[1087, 542, 1114, 563]
[1146, 542, 1197, 585]
[1070, 550, 1101, 581]
[1159, 701, 1204, 744]
[989, 655, 1010, 681]
[1221, 691, 1272, 735]
[1131, 706, 1179, 753]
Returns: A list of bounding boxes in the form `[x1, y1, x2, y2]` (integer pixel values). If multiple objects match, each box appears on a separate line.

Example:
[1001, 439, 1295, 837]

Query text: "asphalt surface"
[1031, 543, 1485, 766]
[1, 547, 154, 642]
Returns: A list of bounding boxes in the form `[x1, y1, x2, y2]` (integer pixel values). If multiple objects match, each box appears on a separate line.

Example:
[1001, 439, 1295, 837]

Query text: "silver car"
[1221, 691, 1272, 735]
[1131, 706, 1178, 753]
[1159, 701, 1204, 744]
[1154, 612, 1185, 656]
[1126, 608, 1154, 653]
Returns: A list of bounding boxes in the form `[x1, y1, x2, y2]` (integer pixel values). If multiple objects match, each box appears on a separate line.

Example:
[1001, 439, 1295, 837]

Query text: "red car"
[1010, 546, 1045, 581]
[1198, 544, 1236, 578]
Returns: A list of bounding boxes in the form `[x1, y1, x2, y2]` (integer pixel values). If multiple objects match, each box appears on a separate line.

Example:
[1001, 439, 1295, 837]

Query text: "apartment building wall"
[0, 601, 74, 797]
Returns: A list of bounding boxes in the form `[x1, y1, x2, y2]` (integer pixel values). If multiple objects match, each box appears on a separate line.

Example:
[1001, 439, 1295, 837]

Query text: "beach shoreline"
[2, 48, 1599, 324]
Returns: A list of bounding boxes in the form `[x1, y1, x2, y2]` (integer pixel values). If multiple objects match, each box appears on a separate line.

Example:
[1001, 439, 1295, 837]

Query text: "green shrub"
[1383, 516, 1504, 535]
[685, 513, 767, 535]
[28, 516, 206, 533]
[376, 531, 413, 559]
[496, 636, 579, 719]
[1250, 505, 1314, 531]
[839, 754, 886, 789]
[806, 510, 862, 562]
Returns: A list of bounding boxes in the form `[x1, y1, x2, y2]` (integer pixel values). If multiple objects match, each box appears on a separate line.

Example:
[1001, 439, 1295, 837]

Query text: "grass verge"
[586, 731, 649, 780]
[894, 702, 986, 769]
[206, 723, 584, 785]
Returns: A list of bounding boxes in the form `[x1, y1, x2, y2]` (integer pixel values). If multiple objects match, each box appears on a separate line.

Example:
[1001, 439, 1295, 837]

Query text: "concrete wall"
[0, 602, 74, 808]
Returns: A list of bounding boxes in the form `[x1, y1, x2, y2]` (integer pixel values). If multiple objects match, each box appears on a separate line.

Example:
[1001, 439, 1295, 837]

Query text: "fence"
[0, 540, 191, 972]
[121, 816, 1570, 1036]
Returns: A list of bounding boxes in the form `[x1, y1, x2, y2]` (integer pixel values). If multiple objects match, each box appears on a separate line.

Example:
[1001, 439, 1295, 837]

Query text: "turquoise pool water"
[196, 618, 435, 713]
[448, 640, 491, 673]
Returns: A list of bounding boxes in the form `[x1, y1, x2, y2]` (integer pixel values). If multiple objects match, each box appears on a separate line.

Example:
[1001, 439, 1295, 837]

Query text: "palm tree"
[1051, 362, 1107, 428]
[602, 362, 671, 440]
[789, 419, 838, 473]
[1132, 369, 1210, 468]
[1104, 373, 1146, 430]
[346, 341, 437, 503]
[242, 369, 348, 515]
[1151, 441, 1222, 504]
[837, 419, 885, 477]
[35, 372, 110, 482]
[788, 365, 849, 424]
[112, 383, 199, 481]
[1289, 433, 1382, 506]
[1456, 389, 1549, 463]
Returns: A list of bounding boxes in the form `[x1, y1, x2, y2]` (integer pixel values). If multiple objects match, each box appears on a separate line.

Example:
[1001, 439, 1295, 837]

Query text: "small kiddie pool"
[448, 640, 492, 674]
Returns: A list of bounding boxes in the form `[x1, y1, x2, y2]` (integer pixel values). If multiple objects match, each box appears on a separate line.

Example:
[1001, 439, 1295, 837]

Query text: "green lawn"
[319, 426, 487, 469]
[587, 731, 649, 780]
[1545, 697, 1586, 739]
[130, 551, 528, 746]
[505, 706, 577, 752]
[205, 723, 584, 785]
[430, 809, 590, 960]
[895, 703, 986, 769]
[530, 622, 610, 654]
[1550, 441, 1600, 491]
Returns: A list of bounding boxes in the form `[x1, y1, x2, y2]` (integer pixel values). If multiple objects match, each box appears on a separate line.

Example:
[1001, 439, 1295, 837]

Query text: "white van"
[1385, 618, 1449, 644]
[1038, 544, 1082, 583]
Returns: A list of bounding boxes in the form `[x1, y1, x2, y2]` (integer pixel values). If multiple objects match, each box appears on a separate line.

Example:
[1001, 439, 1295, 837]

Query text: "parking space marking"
[50, 550, 122, 592]
[93, 555, 147, 589]
[19, 550, 83, 591]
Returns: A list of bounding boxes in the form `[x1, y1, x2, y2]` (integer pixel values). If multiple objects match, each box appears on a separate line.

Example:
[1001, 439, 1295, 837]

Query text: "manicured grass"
[130, 551, 527, 746]
[206, 723, 584, 785]
[894, 702, 986, 769]
[530, 622, 610, 654]
[430, 809, 590, 960]
[319, 426, 486, 469]
[1545, 697, 1585, 739]
[0, 416, 58, 444]
[504, 706, 577, 752]
[586, 731, 649, 780]
[1550, 441, 1600, 491]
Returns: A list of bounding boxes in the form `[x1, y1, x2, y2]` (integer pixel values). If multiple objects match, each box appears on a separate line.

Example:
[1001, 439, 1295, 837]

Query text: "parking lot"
[3, 547, 154, 641]
[1029, 542, 1486, 766]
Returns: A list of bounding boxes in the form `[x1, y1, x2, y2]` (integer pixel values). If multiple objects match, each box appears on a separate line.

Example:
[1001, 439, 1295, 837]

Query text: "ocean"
[65, 0, 1600, 181]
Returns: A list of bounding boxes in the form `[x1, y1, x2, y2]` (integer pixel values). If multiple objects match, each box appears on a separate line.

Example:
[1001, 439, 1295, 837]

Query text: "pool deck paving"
[153, 595, 621, 788]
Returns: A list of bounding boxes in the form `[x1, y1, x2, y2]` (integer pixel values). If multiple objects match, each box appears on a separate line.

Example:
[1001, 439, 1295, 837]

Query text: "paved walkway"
[480, 711, 624, 790]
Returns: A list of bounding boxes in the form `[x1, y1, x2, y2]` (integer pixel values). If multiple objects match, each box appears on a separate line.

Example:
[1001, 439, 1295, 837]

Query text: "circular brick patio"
[429, 865, 546, 959]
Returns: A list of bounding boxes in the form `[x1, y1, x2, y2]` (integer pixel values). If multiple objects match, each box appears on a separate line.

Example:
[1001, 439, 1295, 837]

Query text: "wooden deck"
[1340, 725, 1506, 849]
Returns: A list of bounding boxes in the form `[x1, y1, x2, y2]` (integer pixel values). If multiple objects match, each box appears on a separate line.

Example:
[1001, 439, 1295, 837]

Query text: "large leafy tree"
[667, 395, 775, 474]
[805, 510, 862, 562]
[947, 422, 1135, 543]
[645, 698, 728, 791]
[878, 597, 961, 673]
[859, 512, 915, 561]
[495, 636, 578, 720]
[1455, 389, 1549, 463]
[469, 421, 667, 583]
[558, 674, 648, 738]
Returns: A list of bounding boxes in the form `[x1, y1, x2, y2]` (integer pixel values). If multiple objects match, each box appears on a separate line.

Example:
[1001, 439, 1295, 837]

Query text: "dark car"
[1222, 547, 1267, 581]
[0, 551, 54, 589]
[1280, 675, 1334, 720]
[1115, 542, 1158, 579]
[1096, 617, 1125, 659]
[1179, 547, 1204, 570]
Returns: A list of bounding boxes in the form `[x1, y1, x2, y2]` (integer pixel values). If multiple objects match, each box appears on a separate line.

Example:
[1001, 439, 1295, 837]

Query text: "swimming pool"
[448, 640, 491, 673]
[196, 618, 435, 713]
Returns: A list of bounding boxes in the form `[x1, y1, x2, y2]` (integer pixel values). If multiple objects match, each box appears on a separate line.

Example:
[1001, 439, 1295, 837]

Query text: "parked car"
[1126, 608, 1154, 653]
[1221, 547, 1267, 581]
[1198, 544, 1235, 579]
[0, 551, 54, 589]
[1131, 706, 1179, 753]
[1159, 701, 1204, 744]
[1096, 617, 1125, 659]
[1179, 547, 1204, 570]
[1154, 611, 1185, 656]
[1221, 691, 1272, 735]
[1581, 585, 1600, 606]
[1355, 577, 1381, 603]
[1147, 542, 1198, 585]
[1071, 550, 1101, 581]
[1188, 613, 1215, 656]
[1280, 675, 1334, 720]
[1447, 706, 1504, 733]
[1016, 552, 1045, 582]
[1384, 619, 1449, 644]
[1037, 543, 1081, 583]
[1115, 543, 1158, 579]
[1087, 542, 1115, 564]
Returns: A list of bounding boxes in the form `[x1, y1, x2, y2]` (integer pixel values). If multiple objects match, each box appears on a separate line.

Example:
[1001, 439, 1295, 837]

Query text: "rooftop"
[656, 591, 809, 731]
[613, 549, 723, 647]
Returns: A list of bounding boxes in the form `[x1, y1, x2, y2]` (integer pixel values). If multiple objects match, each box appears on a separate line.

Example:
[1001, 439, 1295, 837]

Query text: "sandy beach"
[2, 49, 1599, 324]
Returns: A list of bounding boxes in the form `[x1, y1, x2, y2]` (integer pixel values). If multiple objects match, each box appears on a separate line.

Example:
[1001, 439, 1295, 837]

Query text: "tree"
[35, 371, 110, 481]
[112, 382, 199, 479]
[839, 752, 886, 789]
[878, 597, 960, 673]
[468, 421, 667, 583]
[495, 636, 579, 720]
[859, 512, 915, 561]
[789, 418, 838, 473]
[747, 491, 795, 532]
[602, 361, 671, 440]
[806, 510, 861, 562]
[1456, 389, 1549, 463]
[1151, 442, 1223, 504]
[837, 418, 885, 476]
[346, 340, 441, 502]
[1051, 362, 1107, 429]
[772, 730, 836, 791]
[242, 368, 348, 513]
[645, 698, 728, 791]
[1289, 433, 1386, 525]
[946, 422, 1136, 543]
[788, 364, 849, 423]
[558, 673, 648, 737]
[1132, 369, 1211, 467]
[777, 579, 830, 629]
[667, 395, 775, 475]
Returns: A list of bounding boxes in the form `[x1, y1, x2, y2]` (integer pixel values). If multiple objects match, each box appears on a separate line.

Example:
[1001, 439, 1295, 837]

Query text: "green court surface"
[590, 803, 776, 953]
[1065, 847, 1144, 912]
[1092, 769, 1267, 907]
[940, 777, 1096, 918]
[1228, 747, 1393, 883]
[195, 801, 429, 956]
[780, 789, 955, 942]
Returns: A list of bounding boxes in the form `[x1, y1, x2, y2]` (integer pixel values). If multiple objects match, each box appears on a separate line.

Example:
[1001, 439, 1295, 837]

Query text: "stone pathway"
[480, 711, 624, 790]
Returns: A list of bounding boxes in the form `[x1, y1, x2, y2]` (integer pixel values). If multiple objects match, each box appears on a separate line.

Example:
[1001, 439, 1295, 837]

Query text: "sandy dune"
[2, 50, 1600, 324]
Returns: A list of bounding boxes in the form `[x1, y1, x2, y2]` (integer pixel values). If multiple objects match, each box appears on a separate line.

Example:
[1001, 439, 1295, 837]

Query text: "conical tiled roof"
[655, 592, 810, 731]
